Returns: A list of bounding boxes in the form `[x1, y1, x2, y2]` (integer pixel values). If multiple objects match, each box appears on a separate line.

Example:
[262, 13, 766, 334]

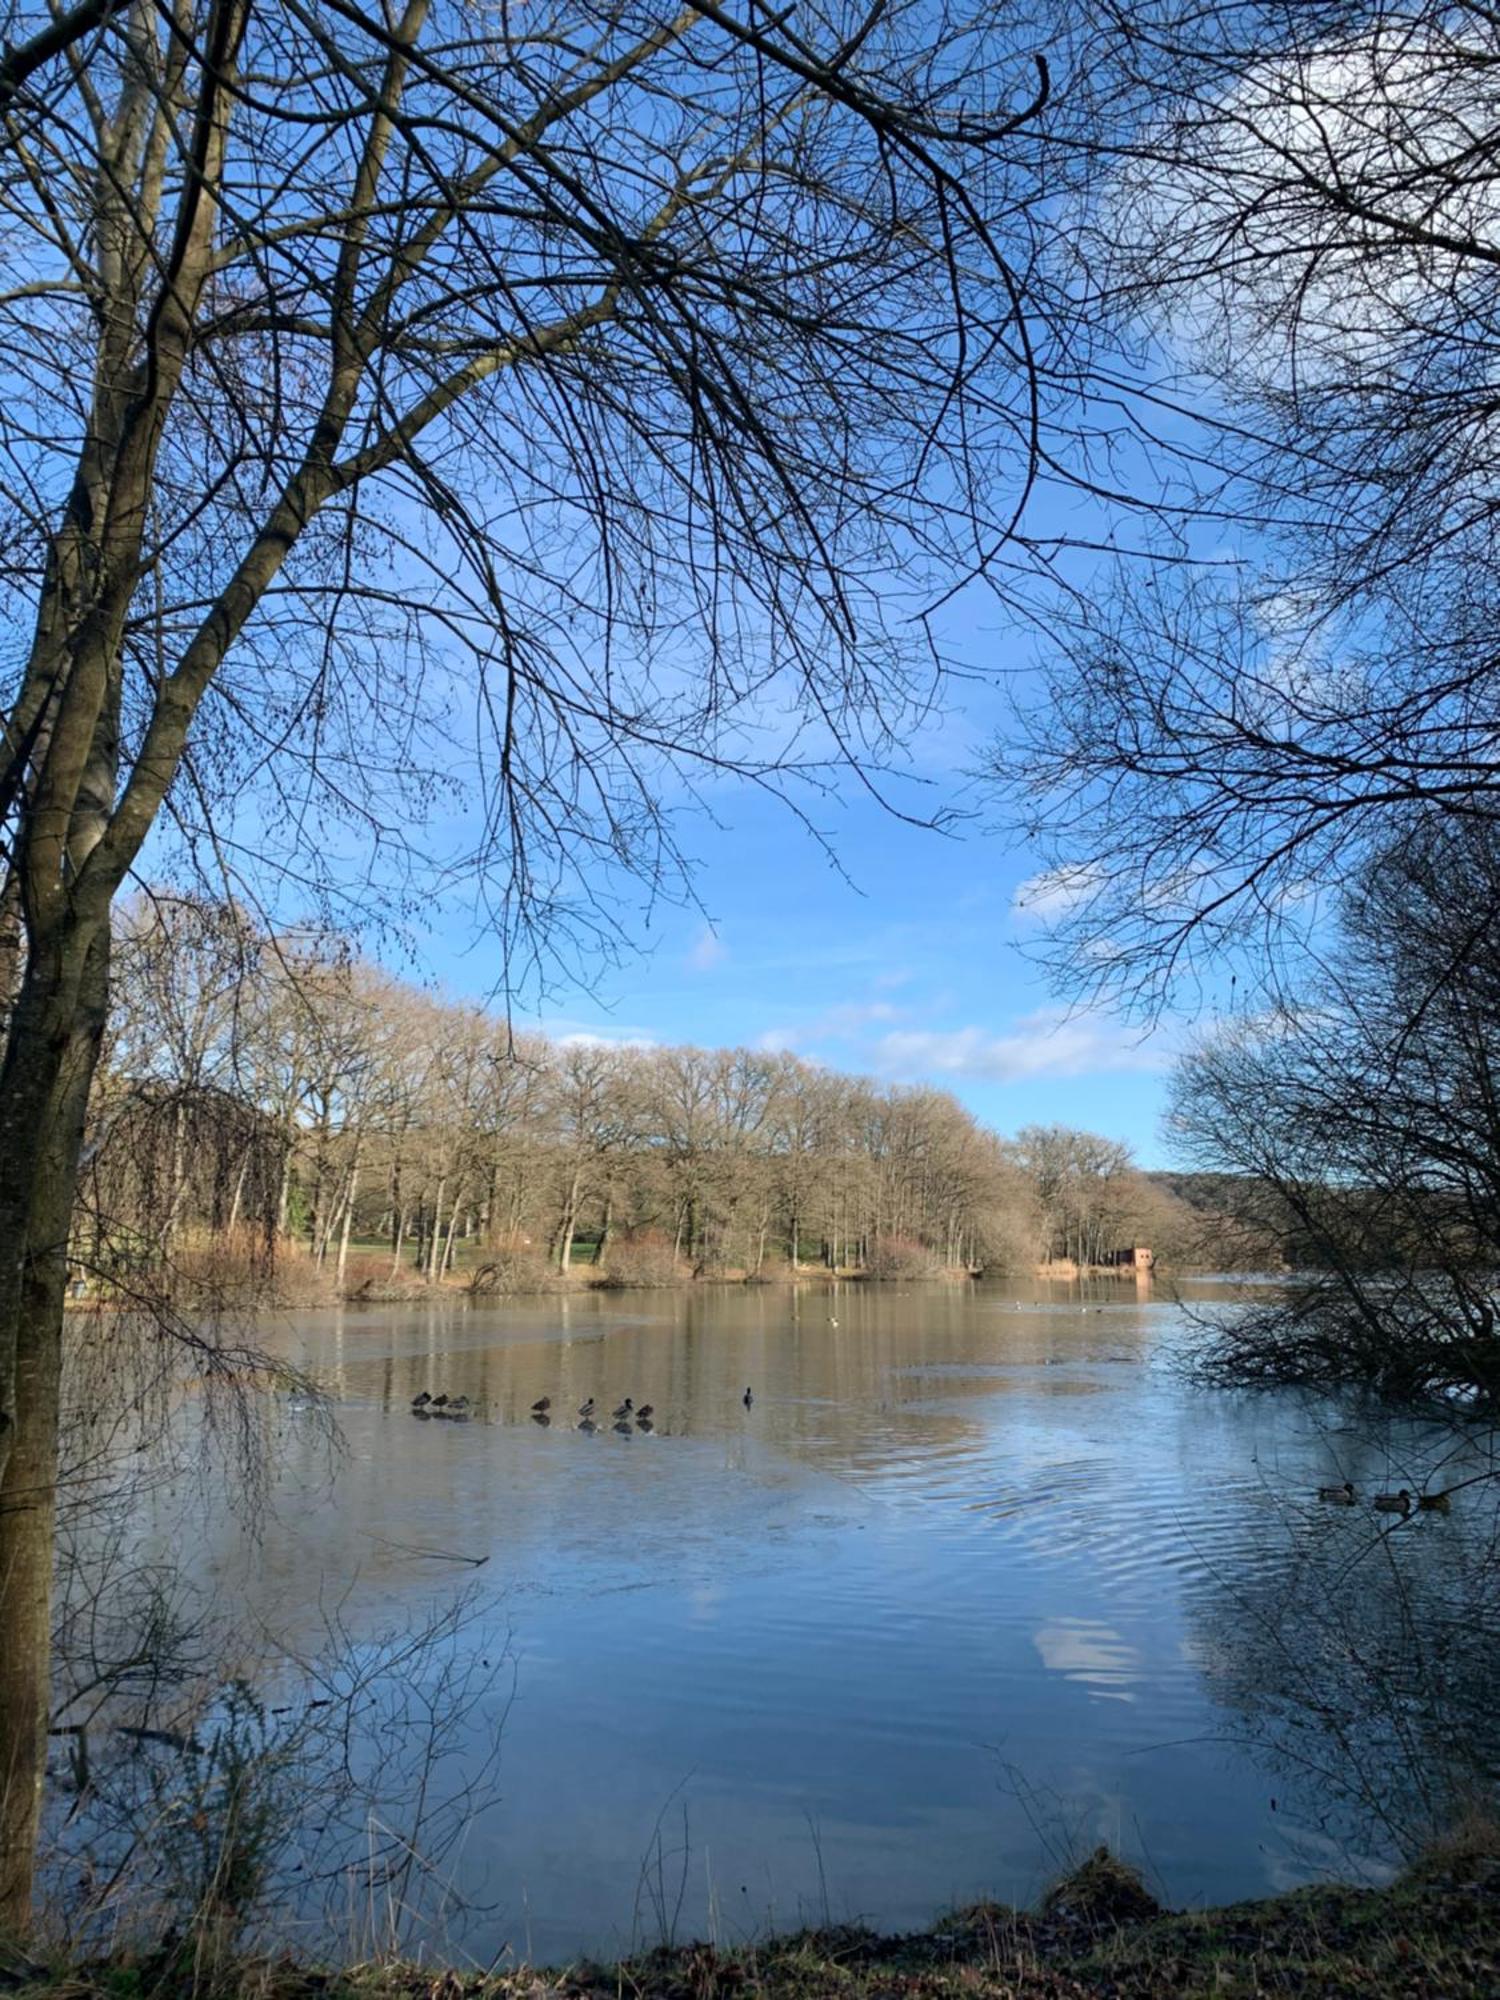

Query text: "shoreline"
[63, 1263, 1197, 1315]
[14, 1843, 1500, 1999]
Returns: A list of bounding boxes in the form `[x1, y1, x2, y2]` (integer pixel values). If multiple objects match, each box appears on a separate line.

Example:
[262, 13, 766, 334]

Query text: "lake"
[107, 1278, 1500, 1964]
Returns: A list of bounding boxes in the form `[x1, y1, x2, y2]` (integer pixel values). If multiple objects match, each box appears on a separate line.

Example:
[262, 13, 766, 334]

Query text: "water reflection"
[75, 1280, 1500, 1962]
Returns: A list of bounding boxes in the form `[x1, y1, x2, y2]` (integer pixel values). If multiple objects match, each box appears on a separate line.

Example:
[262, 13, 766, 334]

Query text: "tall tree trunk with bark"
[0, 913, 111, 1930]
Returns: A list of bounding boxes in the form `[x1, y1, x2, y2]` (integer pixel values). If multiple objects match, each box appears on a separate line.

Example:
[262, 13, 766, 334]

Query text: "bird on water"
[411, 1392, 432, 1410]
[532, 1396, 551, 1413]
[612, 1397, 634, 1419]
[1318, 1481, 1356, 1505]
[577, 1397, 595, 1418]
[636, 1403, 654, 1421]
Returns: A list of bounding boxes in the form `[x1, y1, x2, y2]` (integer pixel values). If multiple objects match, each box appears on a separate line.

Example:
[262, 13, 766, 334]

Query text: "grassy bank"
[11, 1844, 1500, 2000]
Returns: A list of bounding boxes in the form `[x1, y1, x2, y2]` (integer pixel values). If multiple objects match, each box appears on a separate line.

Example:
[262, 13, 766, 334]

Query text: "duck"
[1373, 1489, 1412, 1515]
[411, 1391, 432, 1410]
[742, 1386, 753, 1408]
[612, 1398, 634, 1420]
[577, 1397, 596, 1418]
[635, 1403, 654, 1422]
[1318, 1481, 1356, 1505]
[532, 1396, 551, 1414]
[1418, 1490, 1451, 1513]
[449, 1395, 471, 1412]
[430, 1393, 449, 1409]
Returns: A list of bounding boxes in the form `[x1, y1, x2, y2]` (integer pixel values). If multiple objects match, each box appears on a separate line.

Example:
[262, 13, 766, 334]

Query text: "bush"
[339, 1253, 429, 1302]
[162, 1229, 335, 1310]
[592, 1229, 690, 1289]
[862, 1235, 946, 1282]
[467, 1241, 567, 1295]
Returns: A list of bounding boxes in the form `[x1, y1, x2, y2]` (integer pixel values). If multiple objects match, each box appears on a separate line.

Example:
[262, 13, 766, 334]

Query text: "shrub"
[862, 1234, 945, 1281]
[339, 1253, 429, 1302]
[468, 1241, 566, 1295]
[592, 1228, 690, 1289]
[162, 1229, 335, 1310]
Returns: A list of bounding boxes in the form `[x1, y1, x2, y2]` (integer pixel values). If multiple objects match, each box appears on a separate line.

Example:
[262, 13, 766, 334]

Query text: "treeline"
[78, 897, 1203, 1298]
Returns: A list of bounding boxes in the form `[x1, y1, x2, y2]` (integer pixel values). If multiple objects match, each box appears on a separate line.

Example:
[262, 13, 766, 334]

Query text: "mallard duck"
[531, 1396, 551, 1413]
[612, 1397, 634, 1419]
[1318, 1481, 1356, 1504]
[742, 1386, 753, 1408]
[431, 1393, 449, 1409]
[1373, 1489, 1412, 1515]
[449, 1395, 471, 1412]
[635, 1403, 654, 1421]
[577, 1397, 595, 1418]
[411, 1391, 432, 1410]
[1418, 1490, 1451, 1513]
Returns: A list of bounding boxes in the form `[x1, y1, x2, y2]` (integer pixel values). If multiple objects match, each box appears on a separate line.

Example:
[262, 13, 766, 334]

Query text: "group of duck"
[1317, 1480, 1450, 1516]
[409, 1391, 472, 1420]
[530, 1394, 656, 1434]
[410, 1384, 757, 1431]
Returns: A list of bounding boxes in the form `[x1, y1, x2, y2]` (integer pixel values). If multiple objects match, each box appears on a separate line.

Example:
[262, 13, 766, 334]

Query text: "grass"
[10, 1842, 1500, 2000]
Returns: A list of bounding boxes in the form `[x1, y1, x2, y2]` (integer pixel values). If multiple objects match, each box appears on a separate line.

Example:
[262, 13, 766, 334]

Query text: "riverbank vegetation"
[10, 1839, 1500, 1999]
[84, 896, 1203, 1306]
[1169, 821, 1500, 1410]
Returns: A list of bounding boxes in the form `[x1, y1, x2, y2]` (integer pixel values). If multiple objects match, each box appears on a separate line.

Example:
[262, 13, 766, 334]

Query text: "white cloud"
[686, 925, 727, 972]
[1010, 864, 1104, 926]
[754, 999, 906, 1055]
[874, 1007, 1171, 1083]
[552, 1027, 657, 1051]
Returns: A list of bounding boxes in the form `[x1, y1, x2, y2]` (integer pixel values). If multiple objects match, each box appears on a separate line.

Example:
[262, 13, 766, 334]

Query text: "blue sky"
[419, 595, 1183, 1169]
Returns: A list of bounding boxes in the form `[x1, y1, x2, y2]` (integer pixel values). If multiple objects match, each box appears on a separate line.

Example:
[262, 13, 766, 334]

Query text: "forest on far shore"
[80, 895, 1237, 1306]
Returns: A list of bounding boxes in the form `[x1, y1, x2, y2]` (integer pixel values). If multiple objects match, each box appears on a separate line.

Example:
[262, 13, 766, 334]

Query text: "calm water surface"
[137, 1280, 1500, 1962]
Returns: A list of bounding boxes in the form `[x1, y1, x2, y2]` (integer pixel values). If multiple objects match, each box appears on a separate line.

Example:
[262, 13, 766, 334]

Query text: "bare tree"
[1171, 816, 1500, 1404]
[991, 0, 1500, 1012]
[0, 0, 1069, 1920]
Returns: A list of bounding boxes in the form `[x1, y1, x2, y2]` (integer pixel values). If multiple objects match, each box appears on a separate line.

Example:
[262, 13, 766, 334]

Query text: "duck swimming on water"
[577, 1397, 595, 1418]
[1373, 1489, 1412, 1515]
[635, 1404, 654, 1421]
[532, 1396, 551, 1413]
[1318, 1481, 1356, 1504]
[612, 1398, 634, 1419]
[411, 1392, 432, 1410]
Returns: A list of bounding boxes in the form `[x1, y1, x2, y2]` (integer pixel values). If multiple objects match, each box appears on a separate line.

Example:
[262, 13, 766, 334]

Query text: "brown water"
[114, 1279, 1500, 1963]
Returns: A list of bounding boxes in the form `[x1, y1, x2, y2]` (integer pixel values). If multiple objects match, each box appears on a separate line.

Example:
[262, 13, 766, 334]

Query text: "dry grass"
[12, 1842, 1500, 2000]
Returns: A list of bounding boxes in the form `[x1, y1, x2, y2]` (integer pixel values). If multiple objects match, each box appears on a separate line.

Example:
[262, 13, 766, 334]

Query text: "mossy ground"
[8, 1846, 1500, 2000]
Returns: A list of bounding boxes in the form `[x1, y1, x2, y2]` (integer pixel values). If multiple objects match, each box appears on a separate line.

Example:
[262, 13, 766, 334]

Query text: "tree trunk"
[426, 1179, 446, 1283]
[335, 1160, 360, 1292]
[0, 913, 111, 1933]
[440, 1193, 463, 1278]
